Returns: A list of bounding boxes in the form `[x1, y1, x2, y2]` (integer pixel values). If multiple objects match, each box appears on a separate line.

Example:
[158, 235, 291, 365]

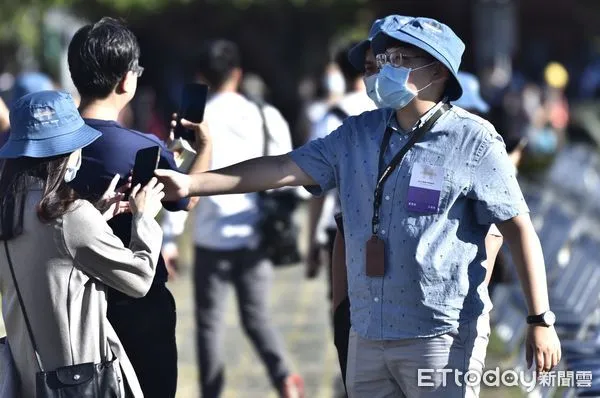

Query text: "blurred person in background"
[295, 62, 347, 146]
[311, 16, 395, 392]
[10, 72, 54, 106]
[67, 17, 210, 398]
[542, 62, 569, 144]
[305, 41, 376, 285]
[519, 80, 561, 175]
[154, 15, 561, 396]
[0, 90, 165, 398]
[185, 39, 303, 398]
[0, 72, 55, 149]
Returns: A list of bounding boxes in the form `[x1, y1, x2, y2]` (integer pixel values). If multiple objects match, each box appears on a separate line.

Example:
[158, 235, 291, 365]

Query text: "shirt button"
[385, 195, 390, 201]
[381, 230, 386, 235]
[374, 297, 379, 303]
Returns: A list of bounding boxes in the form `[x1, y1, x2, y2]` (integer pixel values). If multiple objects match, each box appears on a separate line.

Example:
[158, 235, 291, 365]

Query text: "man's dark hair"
[68, 17, 140, 99]
[335, 41, 363, 90]
[196, 39, 241, 90]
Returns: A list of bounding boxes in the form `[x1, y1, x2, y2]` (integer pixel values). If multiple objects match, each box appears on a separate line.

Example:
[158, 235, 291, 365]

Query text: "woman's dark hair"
[0, 155, 77, 240]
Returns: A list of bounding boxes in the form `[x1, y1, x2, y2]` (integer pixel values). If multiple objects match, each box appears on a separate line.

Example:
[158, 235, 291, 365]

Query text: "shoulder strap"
[249, 99, 270, 157]
[1, 220, 44, 371]
[327, 105, 349, 122]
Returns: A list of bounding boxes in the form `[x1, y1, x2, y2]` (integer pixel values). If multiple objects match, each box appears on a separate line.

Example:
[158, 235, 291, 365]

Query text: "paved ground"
[170, 263, 345, 398]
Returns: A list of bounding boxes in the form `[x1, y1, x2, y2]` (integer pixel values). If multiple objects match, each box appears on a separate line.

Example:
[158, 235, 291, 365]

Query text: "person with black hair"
[185, 39, 303, 398]
[67, 17, 211, 398]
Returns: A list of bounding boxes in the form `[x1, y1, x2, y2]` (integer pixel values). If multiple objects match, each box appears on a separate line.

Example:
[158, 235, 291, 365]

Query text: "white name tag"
[406, 163, 445, 213]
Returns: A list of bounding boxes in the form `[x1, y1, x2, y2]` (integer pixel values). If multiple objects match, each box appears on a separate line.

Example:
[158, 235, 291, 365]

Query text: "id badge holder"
[366, 235, 385, 277]
[406, 163, 444, 214]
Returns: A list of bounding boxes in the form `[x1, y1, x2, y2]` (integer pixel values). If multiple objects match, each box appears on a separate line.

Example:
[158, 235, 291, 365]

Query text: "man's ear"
[432, 62, 450, 85]
[116, 71, 135, 95]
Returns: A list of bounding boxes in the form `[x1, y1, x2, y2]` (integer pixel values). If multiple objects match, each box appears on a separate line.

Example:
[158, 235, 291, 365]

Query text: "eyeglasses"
[131, 63, 144, 78]
[375, 48, 430, 69]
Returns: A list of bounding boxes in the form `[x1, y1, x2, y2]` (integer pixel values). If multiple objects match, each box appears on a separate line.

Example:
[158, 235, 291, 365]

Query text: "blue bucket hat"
[348, 15, 413, 72]
[0, 91, 101, 159]
[11, 72, 54, 106]
[453, 72, 489, 113]
[371, 16, 465, 100]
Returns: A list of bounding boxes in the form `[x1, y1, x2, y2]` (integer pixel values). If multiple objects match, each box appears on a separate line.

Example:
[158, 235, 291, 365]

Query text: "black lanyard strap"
[371, 103, 450, 235]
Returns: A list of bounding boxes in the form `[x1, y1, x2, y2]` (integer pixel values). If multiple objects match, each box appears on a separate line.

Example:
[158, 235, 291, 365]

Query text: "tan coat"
[0, 187, 162, 398]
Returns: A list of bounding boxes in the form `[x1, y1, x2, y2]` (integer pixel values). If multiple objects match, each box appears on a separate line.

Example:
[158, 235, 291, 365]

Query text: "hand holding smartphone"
[174, 83, 209, 143]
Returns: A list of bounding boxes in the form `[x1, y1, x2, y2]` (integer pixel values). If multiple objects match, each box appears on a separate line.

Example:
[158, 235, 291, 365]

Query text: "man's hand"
[305, 243, 322, 279]
[154, 169, 191, 201]
[96, 174, 131, 220]
[181, 118, 210, 152]
[526, 325, 561, 373]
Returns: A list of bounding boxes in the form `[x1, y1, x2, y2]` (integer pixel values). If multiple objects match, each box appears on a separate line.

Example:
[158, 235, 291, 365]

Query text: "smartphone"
[174, 83, 209, 142]
[129, 146, 161, 197]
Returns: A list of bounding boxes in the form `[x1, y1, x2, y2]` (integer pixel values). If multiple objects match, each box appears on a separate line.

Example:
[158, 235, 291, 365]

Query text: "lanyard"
[371, 103, 450, 235]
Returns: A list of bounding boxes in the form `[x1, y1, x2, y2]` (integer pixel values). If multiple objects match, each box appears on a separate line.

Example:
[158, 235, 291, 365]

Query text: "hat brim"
[454, 93, 490, 114]
[373, 31, 463, 100]
[0, 123, 102, 159]
[348, 40, 370, 72]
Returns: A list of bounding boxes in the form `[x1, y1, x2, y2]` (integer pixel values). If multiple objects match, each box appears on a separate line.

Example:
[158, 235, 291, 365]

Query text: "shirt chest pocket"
[404, 160, 454, 217]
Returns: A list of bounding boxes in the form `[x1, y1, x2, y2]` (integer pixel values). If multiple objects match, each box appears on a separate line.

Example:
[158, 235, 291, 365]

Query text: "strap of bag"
[327, 105, 349, 122]
[256, 101, 270, 157]
[1, 227, 44, 371]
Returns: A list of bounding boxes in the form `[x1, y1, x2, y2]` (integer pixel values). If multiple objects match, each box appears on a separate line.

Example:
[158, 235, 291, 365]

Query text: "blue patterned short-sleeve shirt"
[289, 105, 529, 340]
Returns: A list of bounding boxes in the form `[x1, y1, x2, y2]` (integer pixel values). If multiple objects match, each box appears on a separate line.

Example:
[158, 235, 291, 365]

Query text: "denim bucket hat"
[371, 16, 465, 100]
[454, 72, 489, 113]
[347, 15, 413, 72]
[0, 90, 101, 159]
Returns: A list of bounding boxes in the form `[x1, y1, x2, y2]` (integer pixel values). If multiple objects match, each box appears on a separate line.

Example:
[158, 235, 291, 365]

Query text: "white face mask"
[64, 151, 82, 183]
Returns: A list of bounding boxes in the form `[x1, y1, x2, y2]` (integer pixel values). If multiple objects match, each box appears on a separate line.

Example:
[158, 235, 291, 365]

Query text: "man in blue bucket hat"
[154, 15, 561, 397]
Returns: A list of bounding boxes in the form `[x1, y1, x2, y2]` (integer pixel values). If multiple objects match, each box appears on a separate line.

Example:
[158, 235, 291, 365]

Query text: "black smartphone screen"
[174, 83, 209, 142]
[130, 146, 161, 195]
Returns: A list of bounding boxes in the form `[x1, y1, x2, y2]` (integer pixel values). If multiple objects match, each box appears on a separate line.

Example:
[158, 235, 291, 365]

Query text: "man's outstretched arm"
[155, 154, 316, 200]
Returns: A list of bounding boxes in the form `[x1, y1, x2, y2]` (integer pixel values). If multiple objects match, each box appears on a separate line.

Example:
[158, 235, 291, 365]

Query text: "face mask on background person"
[325, 70, 346, 97]
[64, 151, 82, 183]
[374, 62, 435, 109]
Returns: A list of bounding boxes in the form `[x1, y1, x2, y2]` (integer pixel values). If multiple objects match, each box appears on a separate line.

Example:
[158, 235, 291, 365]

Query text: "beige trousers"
[346, 314, 490, 398]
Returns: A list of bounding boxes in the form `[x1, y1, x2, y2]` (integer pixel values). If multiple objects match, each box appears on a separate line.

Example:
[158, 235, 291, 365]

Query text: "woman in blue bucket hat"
[0, 90, 165, 398]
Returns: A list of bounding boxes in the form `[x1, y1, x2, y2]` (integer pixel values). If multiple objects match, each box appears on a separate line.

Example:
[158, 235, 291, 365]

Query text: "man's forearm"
[188, 154, 315, 196]
[308, 196, 326, 246]
[498, 215, 550, 315]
